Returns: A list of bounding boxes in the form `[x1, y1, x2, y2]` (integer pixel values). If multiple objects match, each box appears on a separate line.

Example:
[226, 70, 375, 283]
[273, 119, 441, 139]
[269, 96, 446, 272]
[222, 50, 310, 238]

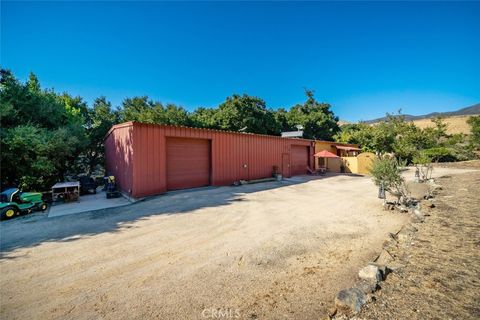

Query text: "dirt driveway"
[1, 174, 409, 320]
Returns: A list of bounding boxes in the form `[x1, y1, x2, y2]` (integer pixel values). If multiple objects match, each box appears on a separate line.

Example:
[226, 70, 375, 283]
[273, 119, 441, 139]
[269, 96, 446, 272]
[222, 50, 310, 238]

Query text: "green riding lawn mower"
[0, 188, 48, 220]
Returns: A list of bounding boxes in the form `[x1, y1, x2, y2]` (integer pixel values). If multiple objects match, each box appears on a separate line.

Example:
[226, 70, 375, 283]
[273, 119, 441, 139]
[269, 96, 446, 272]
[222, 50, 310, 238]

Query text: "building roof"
[105, 121, 315, 143]
[315, 140, 361, 148]
[335, 145, 362, 151]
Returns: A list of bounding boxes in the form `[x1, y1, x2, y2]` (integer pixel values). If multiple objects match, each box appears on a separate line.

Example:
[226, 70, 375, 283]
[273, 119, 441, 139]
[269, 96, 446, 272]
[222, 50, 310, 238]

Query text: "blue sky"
[2, 1, 479, 121]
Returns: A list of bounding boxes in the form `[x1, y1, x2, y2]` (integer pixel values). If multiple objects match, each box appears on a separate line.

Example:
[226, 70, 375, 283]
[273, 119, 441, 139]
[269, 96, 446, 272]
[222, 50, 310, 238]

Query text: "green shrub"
[467, 116, 480, 148]
[421, 147, 456, 162]
[369, 156, 409, 203]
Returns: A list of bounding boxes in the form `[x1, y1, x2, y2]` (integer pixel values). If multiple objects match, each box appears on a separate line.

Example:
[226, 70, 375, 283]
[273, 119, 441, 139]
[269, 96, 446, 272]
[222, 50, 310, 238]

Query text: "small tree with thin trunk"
[370, 156, 411, 206]
[412, 151, 434, 182]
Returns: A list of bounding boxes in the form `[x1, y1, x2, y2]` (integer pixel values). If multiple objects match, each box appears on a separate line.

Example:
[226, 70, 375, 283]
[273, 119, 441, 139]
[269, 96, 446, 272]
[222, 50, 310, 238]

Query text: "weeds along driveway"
[1, 174, 409, 320]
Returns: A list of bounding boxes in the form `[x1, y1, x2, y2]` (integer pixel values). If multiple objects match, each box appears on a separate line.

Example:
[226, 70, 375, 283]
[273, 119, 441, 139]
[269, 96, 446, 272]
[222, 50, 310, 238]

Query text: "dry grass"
[357, 163, 480, 319]
[411, 115, 477, 135]
[433, 160, 480, 170]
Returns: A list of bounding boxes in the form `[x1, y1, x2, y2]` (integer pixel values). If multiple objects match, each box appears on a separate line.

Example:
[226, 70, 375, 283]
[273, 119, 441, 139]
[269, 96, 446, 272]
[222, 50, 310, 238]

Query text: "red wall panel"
[104, 124, 134, 195]
[106, 122, 314, 198]
[166, 137, 211, 190]
[290, 145, 309, 176]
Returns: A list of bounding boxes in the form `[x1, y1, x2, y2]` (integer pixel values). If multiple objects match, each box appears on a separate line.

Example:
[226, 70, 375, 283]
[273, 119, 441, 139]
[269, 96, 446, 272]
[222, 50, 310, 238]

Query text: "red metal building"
[105, 122, 314, 198]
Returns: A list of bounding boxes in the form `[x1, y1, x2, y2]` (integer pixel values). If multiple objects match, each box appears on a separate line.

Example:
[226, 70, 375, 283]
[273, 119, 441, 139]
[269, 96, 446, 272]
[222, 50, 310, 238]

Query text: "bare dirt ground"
[357, 161, 480, 319]
[1, 174, 410, 320]
[433, 159, 480, 170]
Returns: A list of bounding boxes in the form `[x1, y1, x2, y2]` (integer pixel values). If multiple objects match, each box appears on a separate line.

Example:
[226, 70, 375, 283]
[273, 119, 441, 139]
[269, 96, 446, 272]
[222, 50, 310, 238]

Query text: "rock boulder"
[335, 288, 367, 314]
[358, 265, 382, 283]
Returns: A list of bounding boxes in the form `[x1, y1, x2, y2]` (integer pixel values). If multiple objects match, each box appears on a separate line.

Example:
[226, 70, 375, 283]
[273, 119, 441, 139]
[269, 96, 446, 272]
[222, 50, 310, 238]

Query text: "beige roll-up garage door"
[166, 137, 211, 190]
[290, 145, 309, 176]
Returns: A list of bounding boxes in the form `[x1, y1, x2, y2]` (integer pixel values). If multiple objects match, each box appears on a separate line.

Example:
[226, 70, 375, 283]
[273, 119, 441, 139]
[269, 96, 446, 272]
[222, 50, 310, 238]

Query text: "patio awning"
[334, 145, 362, 151]
[314, 150, 340, 158]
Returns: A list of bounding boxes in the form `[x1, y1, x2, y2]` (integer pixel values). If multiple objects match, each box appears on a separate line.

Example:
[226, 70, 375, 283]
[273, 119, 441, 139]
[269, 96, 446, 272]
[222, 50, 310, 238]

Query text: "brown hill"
[364, 103, 480, 124]
[411, 115, 476, 135]
[345, 103, 480, 135]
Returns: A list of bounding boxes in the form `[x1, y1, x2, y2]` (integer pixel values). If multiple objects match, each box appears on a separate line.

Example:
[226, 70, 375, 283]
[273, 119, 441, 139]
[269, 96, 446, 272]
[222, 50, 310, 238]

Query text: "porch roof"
[334, 145, 361, 151]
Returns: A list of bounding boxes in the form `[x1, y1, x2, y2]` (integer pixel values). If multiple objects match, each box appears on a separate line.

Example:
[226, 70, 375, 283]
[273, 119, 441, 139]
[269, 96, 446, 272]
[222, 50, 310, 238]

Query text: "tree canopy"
[334, 113, 476, 164]
[2, 69, 477, 191]
[215, 94, 280, 135]
[467, 115, 480, 149]
[0, 69, 342, 190]
[285, 90, 340, 140]
[1, 70, 88, 190]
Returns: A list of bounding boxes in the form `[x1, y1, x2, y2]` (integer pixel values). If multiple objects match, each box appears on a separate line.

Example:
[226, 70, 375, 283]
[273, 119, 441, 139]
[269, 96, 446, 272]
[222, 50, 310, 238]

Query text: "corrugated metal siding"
[107, 122, 314, 198]
[132, 122, 165, 197]
[104, 124, 134, 195]
[282, 153, 290, 177]
[166, 137, 211, 190]
[291, 145, 309, 176]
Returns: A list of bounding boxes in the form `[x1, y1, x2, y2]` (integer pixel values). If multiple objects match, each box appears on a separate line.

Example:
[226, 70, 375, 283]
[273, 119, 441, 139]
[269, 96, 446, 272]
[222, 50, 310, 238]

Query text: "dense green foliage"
[1, 70, 89, 190]
[285, 90, 339, 140]
[83, 97, 119, 174]
[467, 115, 480, 148]
[369, 156, 413, 205]
[0, 70, 339, 190]
[2, 69, 476, 191]
[215, 94, 280, 135]
[118, 96, 191, 126]
[370, 156, 408, 200]
[335, 113, 476, 164]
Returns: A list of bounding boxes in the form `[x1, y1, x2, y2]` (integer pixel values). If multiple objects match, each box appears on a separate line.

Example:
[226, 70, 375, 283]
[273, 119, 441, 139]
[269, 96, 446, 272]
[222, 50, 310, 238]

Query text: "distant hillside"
[337, 120, 352, 126]
[364, 103, 480, 124]
[412, 115, 475, 135]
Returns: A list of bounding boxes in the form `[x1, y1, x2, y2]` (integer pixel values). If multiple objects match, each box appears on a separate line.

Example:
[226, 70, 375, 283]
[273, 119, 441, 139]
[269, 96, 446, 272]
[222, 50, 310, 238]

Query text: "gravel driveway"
[1, 174, 409, 319]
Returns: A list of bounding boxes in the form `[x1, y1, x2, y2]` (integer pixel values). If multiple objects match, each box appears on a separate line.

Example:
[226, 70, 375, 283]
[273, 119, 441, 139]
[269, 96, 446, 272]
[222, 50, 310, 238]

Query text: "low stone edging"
[328, 179, 442, 319]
